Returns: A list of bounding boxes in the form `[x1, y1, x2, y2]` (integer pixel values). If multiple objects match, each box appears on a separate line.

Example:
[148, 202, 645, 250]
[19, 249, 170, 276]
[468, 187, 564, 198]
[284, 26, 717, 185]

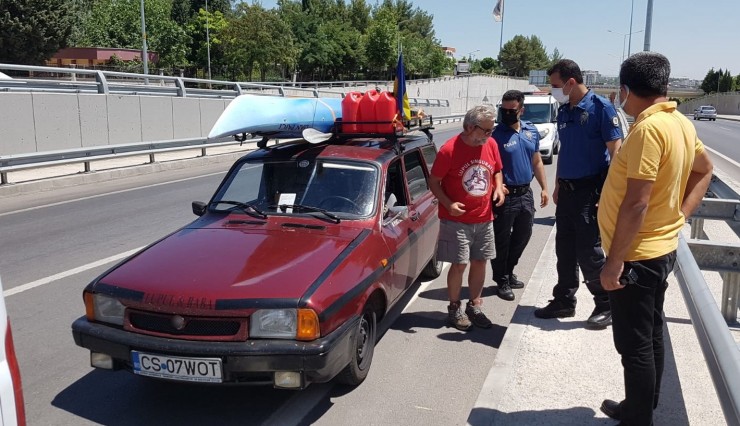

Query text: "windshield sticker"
[278, 193, 297, 213]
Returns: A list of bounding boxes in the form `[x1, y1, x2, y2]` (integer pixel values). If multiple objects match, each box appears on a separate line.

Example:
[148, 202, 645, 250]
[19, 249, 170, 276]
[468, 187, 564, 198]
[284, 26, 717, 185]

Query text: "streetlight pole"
[140, 0, 149, 76]
[627, 0, 634, 57]
[206, 0, 211, 81]
[608, 29, 643, 62]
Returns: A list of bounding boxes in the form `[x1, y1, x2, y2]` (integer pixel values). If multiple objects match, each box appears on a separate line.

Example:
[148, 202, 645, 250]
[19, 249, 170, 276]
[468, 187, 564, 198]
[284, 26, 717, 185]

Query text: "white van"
[498, 93, 560, 164]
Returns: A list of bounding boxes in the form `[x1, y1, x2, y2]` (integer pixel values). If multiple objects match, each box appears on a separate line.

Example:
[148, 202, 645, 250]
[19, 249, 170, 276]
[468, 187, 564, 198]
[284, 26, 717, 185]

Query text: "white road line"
[705, 145, 740, 169]
[0, 171, 226, 218]
[3, 247, 144, 297]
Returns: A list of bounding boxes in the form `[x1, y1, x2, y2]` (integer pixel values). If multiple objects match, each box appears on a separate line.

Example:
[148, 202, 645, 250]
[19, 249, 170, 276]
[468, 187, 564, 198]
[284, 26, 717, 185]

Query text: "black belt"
[507, 184, 530, 196]
[558, 174, 603, 191]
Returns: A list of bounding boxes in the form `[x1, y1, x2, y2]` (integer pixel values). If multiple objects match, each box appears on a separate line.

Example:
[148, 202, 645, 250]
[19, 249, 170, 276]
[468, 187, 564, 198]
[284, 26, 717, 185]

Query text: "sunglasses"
[475, 125, 494, 135]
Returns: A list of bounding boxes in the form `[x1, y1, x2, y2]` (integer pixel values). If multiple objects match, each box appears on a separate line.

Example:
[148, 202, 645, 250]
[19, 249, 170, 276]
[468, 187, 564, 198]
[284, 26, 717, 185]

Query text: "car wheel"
[543, 154, 553, 165]
[335, 303, 376, 386]
[420, 250, 443, 280]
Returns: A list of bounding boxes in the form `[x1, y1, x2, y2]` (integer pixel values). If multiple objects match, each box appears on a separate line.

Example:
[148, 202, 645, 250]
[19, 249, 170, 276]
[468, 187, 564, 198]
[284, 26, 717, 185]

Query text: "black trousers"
[490, 188, 534, 279]
[552, 182, 608, 309]
[609, 251, 676, 426]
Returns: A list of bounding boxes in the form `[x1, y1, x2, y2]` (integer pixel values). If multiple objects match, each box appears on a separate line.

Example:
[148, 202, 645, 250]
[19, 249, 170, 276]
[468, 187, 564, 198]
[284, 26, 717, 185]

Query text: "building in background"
[47, 47, 158, 68]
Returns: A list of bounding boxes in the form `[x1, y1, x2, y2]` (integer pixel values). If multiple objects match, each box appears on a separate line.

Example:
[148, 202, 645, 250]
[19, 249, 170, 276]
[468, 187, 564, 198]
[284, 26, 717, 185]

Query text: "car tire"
[420, 251, 443, 280]
[335, 303, 376, 386]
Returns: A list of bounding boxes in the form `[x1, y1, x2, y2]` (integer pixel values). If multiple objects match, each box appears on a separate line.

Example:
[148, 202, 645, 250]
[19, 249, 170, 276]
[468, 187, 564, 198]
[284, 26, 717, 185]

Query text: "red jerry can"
[358, 89, 379, 133]
[376, 91, 398, 133]
[341, 92, 363, 133]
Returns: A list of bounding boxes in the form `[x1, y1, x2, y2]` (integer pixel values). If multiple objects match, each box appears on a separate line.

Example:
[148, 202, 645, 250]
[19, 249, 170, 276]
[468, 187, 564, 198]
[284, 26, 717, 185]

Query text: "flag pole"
[498, 1, 505, 53]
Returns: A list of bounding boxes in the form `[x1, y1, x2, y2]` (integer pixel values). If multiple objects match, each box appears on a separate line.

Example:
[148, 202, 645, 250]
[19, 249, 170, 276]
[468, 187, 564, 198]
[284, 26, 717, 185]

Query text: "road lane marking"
[705, 145, 740, 169]
[0, 171, 227, 218]
[4, 246, 145, 297]
[402, 262, 450, 314]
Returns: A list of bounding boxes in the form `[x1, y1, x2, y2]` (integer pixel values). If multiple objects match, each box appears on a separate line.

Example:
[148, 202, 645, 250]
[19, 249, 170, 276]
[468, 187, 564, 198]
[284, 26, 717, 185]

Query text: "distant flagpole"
[493, 0, 505, 53]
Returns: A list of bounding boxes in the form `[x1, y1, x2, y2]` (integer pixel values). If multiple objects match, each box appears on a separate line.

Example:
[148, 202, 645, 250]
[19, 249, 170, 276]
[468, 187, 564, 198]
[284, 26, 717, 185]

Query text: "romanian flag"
[394, 53, 411, 120]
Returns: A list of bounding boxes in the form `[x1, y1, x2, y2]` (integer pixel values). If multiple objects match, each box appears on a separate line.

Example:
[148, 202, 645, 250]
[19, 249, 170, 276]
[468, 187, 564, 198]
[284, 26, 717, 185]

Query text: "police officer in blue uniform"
[534, 59, 623, 328]
[491, 90, 550, 301]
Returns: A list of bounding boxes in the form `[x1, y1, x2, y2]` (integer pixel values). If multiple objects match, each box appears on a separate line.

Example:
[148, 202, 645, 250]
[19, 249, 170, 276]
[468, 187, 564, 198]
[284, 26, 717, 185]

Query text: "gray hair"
[463, 105, 496, 130]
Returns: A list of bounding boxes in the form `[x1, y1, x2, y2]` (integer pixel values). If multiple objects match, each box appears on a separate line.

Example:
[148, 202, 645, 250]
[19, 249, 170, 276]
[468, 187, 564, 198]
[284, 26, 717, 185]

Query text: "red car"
[72, 131, 442, 389]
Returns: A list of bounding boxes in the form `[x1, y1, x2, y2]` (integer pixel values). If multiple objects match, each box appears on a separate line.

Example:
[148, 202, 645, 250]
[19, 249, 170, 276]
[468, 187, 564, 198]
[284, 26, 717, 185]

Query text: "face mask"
[551, 87, 569, 104]
[501, 108, 519, 126]
[620, 85, 630, 110]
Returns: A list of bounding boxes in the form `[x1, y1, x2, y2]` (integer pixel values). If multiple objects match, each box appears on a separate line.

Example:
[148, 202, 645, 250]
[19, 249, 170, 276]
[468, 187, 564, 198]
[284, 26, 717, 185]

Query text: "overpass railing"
[0, 114, 465, 185]
[676, 180, 740, 425]
[0, 63, 446, 108]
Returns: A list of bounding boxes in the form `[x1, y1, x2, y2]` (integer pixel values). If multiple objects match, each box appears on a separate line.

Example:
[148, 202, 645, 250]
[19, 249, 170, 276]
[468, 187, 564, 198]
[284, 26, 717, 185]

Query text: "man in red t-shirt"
[430, 105, 505, 330]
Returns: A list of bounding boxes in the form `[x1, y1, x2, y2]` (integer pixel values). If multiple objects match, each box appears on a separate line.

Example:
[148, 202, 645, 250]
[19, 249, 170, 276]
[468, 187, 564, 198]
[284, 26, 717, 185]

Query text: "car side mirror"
[192, 201, 207, 216]
[384, 205, 408, 223]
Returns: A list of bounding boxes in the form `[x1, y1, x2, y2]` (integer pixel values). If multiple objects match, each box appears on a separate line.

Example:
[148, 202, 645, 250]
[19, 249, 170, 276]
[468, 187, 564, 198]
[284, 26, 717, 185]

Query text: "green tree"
[364, 7, 396, 75]
[72, 0, 190, 68]
[222, 3, 296, 81]
[187, 8, 228, 78]
[480, 57, 496, 72]
[497, 34, 549, 77]
[734, 74, 740, 91]
[0, 0, 75, 64]
[549, 47, 563, 68]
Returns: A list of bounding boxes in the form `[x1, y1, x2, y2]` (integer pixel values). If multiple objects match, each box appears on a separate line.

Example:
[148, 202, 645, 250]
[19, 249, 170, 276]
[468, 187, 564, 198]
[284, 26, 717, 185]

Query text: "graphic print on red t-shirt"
[431, 135, 502, 224]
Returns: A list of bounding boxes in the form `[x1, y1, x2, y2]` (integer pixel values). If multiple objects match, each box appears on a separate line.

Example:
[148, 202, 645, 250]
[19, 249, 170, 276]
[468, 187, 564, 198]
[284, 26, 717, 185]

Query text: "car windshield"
[212, 159, 378, 218]
[702, 107, 715, 112]
[520, 103, 552, 124]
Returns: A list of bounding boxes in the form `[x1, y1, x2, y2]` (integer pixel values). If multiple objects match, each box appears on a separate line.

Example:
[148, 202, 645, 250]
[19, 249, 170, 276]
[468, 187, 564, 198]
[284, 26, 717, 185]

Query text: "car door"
[380, 159, 415, 303]
[402, 148, 438, 283]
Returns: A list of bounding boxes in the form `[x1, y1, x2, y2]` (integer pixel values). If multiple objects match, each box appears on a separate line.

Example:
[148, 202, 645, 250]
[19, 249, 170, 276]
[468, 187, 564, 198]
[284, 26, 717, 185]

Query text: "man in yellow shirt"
[597, 52, 713, 426]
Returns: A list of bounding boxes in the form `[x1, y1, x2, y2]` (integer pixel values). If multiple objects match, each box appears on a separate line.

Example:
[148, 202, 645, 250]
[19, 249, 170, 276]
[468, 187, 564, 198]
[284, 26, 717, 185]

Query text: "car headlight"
[250, 309, 320, 341]
[538, 128, 550, 139]
[85, 292, 125, 326]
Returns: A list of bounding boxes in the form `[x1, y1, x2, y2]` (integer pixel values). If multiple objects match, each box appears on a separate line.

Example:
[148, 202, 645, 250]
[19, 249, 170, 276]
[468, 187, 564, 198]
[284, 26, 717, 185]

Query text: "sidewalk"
[468, 219, 735, 425]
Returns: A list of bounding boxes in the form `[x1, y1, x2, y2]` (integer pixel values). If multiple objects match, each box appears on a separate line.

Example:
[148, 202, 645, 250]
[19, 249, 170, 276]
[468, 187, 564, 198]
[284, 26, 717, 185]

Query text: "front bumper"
[71, 315, 359, 388]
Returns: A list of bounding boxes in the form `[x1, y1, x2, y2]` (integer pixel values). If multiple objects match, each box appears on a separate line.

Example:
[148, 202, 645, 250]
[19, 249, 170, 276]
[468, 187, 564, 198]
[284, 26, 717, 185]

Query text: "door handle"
[432, 198, 439, 205]
[410, 211, 420, 221]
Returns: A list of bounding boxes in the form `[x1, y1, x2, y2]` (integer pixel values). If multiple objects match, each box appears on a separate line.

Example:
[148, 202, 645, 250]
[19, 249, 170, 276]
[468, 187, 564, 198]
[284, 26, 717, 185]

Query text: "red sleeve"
[431, 143, 452, 179]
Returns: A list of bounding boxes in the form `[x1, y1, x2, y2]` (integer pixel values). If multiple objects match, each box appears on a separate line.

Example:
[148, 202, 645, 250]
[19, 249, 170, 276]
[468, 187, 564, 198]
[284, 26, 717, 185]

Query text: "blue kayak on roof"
[208, 94, 343, 140]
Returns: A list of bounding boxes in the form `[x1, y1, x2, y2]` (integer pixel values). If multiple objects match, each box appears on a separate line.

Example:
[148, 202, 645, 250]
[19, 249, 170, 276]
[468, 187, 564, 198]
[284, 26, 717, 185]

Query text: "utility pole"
[644, 0, 654, 51]
[140, 0, 149, 76]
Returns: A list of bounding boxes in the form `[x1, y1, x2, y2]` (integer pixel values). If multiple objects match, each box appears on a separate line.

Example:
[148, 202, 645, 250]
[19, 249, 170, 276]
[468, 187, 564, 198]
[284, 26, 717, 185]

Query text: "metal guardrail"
[0, 63, 448, 107]
[0, 114, 465, 185]
[677, 180, 740, 425]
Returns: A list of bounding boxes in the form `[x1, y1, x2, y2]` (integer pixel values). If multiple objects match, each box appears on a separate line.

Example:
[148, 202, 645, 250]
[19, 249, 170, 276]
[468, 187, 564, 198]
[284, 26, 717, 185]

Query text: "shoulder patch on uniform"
[612, 116, 619, 127]
[524, 130, 533, 139]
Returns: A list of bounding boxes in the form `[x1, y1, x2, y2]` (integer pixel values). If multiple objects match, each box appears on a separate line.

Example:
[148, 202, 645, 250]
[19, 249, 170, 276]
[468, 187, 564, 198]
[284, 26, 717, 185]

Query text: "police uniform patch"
[525, 130, 532, 139]
[580, 111, 589, 125]
[612, 116, 619, 127]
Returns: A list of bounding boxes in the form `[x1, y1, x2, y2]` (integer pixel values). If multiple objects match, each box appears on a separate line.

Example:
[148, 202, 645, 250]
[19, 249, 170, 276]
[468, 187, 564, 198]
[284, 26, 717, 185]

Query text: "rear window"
[701, 107, 715, 111]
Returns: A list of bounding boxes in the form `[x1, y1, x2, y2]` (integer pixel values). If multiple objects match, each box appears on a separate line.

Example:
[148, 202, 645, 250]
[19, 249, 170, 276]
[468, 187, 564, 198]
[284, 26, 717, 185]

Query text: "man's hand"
[552, 184, 559, 205]
[449, 202, 466, 216]
[600, 259, 625, 291]
[493, 186, 506, 207]
[502, 184, 510, 195]
[540, 190, 550, 208]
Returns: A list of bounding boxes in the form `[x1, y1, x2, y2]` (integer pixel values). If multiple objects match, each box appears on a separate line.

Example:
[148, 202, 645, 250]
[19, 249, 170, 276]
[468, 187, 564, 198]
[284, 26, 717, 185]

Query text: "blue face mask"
[620, 85, 630, 110]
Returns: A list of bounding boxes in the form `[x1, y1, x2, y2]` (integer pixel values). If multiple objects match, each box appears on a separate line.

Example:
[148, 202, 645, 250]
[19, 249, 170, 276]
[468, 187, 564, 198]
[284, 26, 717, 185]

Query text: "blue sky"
[254, 0, 738, 80]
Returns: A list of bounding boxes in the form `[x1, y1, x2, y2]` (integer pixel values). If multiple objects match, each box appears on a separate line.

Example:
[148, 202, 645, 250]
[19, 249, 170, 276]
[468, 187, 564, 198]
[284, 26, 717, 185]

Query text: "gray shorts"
[437, 219, 495, 264]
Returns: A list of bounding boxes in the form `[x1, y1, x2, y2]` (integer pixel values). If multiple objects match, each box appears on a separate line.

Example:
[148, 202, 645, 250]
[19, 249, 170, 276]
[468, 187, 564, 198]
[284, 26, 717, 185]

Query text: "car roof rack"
[332, 115, 435, 151]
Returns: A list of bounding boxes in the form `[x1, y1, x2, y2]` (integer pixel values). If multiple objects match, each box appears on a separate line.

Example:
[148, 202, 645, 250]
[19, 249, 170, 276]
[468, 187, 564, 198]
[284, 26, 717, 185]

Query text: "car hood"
[98, 224, 364, 306]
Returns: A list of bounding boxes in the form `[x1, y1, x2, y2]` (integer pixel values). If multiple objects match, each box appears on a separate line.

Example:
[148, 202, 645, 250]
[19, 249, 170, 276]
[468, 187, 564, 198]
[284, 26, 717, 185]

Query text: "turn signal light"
[296, 309, 320, 341]
[84, 292, 95, 321]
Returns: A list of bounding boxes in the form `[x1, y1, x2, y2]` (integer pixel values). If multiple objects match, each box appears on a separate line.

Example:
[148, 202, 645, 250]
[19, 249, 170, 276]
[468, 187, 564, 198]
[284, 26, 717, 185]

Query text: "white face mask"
[620, 85, 630, 110]
[551, 86, 570, 104]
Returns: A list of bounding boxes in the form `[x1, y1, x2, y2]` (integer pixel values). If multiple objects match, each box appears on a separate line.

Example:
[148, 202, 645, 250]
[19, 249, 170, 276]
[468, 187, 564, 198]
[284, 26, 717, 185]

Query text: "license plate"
[131, 351, 223, 383]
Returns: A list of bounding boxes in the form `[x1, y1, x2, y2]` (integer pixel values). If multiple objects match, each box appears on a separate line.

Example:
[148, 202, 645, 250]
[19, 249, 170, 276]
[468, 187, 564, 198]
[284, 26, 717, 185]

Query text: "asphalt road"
[1, 120, 735, 425]
[692, 118, 740, 183]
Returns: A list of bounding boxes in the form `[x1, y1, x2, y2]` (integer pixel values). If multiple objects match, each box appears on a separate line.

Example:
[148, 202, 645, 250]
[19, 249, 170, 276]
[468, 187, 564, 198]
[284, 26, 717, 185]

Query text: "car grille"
[127, 310, 247, 341]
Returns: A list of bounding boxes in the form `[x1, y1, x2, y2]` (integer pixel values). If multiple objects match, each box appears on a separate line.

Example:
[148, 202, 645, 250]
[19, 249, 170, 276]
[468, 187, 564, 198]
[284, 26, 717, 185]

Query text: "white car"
[0, 278, 25, 426]
[500, 93, 560, 164]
